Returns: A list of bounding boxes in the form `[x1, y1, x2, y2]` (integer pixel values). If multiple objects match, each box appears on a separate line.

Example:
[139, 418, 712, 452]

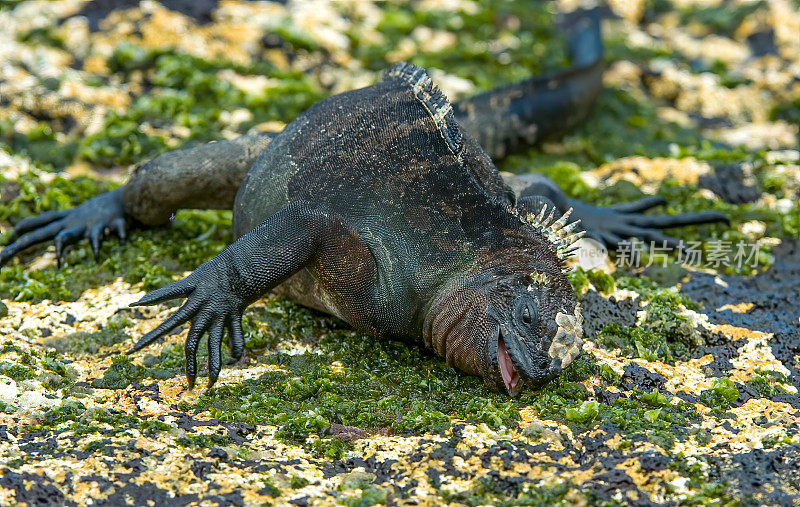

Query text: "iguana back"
[233, 63, 525, 325]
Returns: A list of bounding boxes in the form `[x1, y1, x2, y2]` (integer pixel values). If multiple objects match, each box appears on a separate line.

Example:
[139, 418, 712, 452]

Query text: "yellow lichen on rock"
[591, 156, 711, 191]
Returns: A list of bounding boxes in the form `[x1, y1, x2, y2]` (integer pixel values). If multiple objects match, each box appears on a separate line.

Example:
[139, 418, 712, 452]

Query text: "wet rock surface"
[697, 164, 760, 204]
[683, 239, 800, 388]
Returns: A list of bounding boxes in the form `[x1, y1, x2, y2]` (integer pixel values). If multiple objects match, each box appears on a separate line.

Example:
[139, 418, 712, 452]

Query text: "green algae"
[30, 400, 172, 442]
[0, 341, 36, 361]
[587, 269, 615, 295]
[667, 455, 761, 506]
[642, 291, 702, 347]
[81, 47, 324, 167]
[18, 25, 65, 48]
[658, 176, 798, 243]
[604, 390, 701, 449]
[39, 354, 76, 391]
[44, 314, 132, 355]
[354, 0, 568, 90]
[0, 342, 74, 392]
[440, 478, 615, 507]
[141, 341, 201, 372]
[597, 324, 676, 363]
[569, 267, 615, 297]
[747, 369, 791, 398]
[311, 437, 353, 461]
[564, 400, 599, 423]
[92, 354, 173, 389]
[338, 481, 387, 507]
[568, 267, 590, 294]
[0, 1, 24, 10]
[533, 161, 596, 200]
[272, 22, 321, 53]
[0, 120, 77, 170]
[679, 1, 766, 34]
[176, 433, 229, 450]
[186, 337, 517, 440]
[698, 378, 740, 414]
[771, 96, 800, 124]
[0, 43, 324, 170]
[532, 355, 702, 450]
[595, 285, 704, 363]
[613, 275, 667, 297]
[0, 361, 36, 382]
[0, 169, 114, 225]
[178, 297, 588, 449]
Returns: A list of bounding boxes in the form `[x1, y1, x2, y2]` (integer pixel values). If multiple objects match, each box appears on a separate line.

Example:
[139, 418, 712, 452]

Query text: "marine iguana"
[0, 10, 726, 395]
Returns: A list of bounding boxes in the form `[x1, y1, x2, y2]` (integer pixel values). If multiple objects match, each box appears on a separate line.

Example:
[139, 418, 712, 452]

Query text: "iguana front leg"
[128, 200, 375, 388]
[508, 173, 728, 249]
[0, 133, 273, 266]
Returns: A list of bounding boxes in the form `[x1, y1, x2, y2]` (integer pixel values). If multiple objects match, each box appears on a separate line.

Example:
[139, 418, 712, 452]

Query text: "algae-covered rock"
[0, 0, 799, 505]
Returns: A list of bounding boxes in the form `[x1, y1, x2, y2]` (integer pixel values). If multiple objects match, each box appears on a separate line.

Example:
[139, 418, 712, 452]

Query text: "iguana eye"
[515, 297, 537, 327]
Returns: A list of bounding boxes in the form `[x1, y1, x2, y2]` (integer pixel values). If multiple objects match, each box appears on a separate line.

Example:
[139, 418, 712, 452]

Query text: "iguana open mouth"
[495, 305, 583, 396]
[498, 336, 521, 396]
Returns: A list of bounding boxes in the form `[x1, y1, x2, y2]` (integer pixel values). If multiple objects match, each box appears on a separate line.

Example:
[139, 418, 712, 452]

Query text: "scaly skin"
[0, 10, 727, 395]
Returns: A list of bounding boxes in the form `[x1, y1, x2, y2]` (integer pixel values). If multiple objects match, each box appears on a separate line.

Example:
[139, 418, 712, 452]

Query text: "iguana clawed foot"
[128, 256, 246, 390]
[569, 196, 729, 250]
[0, 188, 128, 267]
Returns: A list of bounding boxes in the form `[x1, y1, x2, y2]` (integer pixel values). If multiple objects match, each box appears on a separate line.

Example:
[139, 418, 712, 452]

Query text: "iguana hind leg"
[568, 197, 728, 250]
[1, 132, 274, 266]
[504, 173, 728, 250]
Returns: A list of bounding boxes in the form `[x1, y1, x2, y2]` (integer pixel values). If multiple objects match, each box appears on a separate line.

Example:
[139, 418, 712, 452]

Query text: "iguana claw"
[0, 188, 128, 267]
[128, 258, 246, 390]
[568, 196, 728, 250]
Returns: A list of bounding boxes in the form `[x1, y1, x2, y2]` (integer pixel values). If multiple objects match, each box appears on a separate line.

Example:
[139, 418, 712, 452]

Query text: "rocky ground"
[0, 0, 799, 505]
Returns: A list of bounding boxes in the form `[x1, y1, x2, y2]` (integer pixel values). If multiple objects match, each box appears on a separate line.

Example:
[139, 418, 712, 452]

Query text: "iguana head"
[424, 206, 584, 396]
[484, 275, 582, 396]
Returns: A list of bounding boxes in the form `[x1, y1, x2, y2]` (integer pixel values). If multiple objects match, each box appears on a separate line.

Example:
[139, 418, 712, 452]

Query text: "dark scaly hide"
[233, 63, 578, 390]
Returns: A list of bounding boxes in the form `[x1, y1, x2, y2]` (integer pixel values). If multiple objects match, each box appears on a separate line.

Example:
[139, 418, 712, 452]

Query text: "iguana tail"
[453, 8, 604, 160]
